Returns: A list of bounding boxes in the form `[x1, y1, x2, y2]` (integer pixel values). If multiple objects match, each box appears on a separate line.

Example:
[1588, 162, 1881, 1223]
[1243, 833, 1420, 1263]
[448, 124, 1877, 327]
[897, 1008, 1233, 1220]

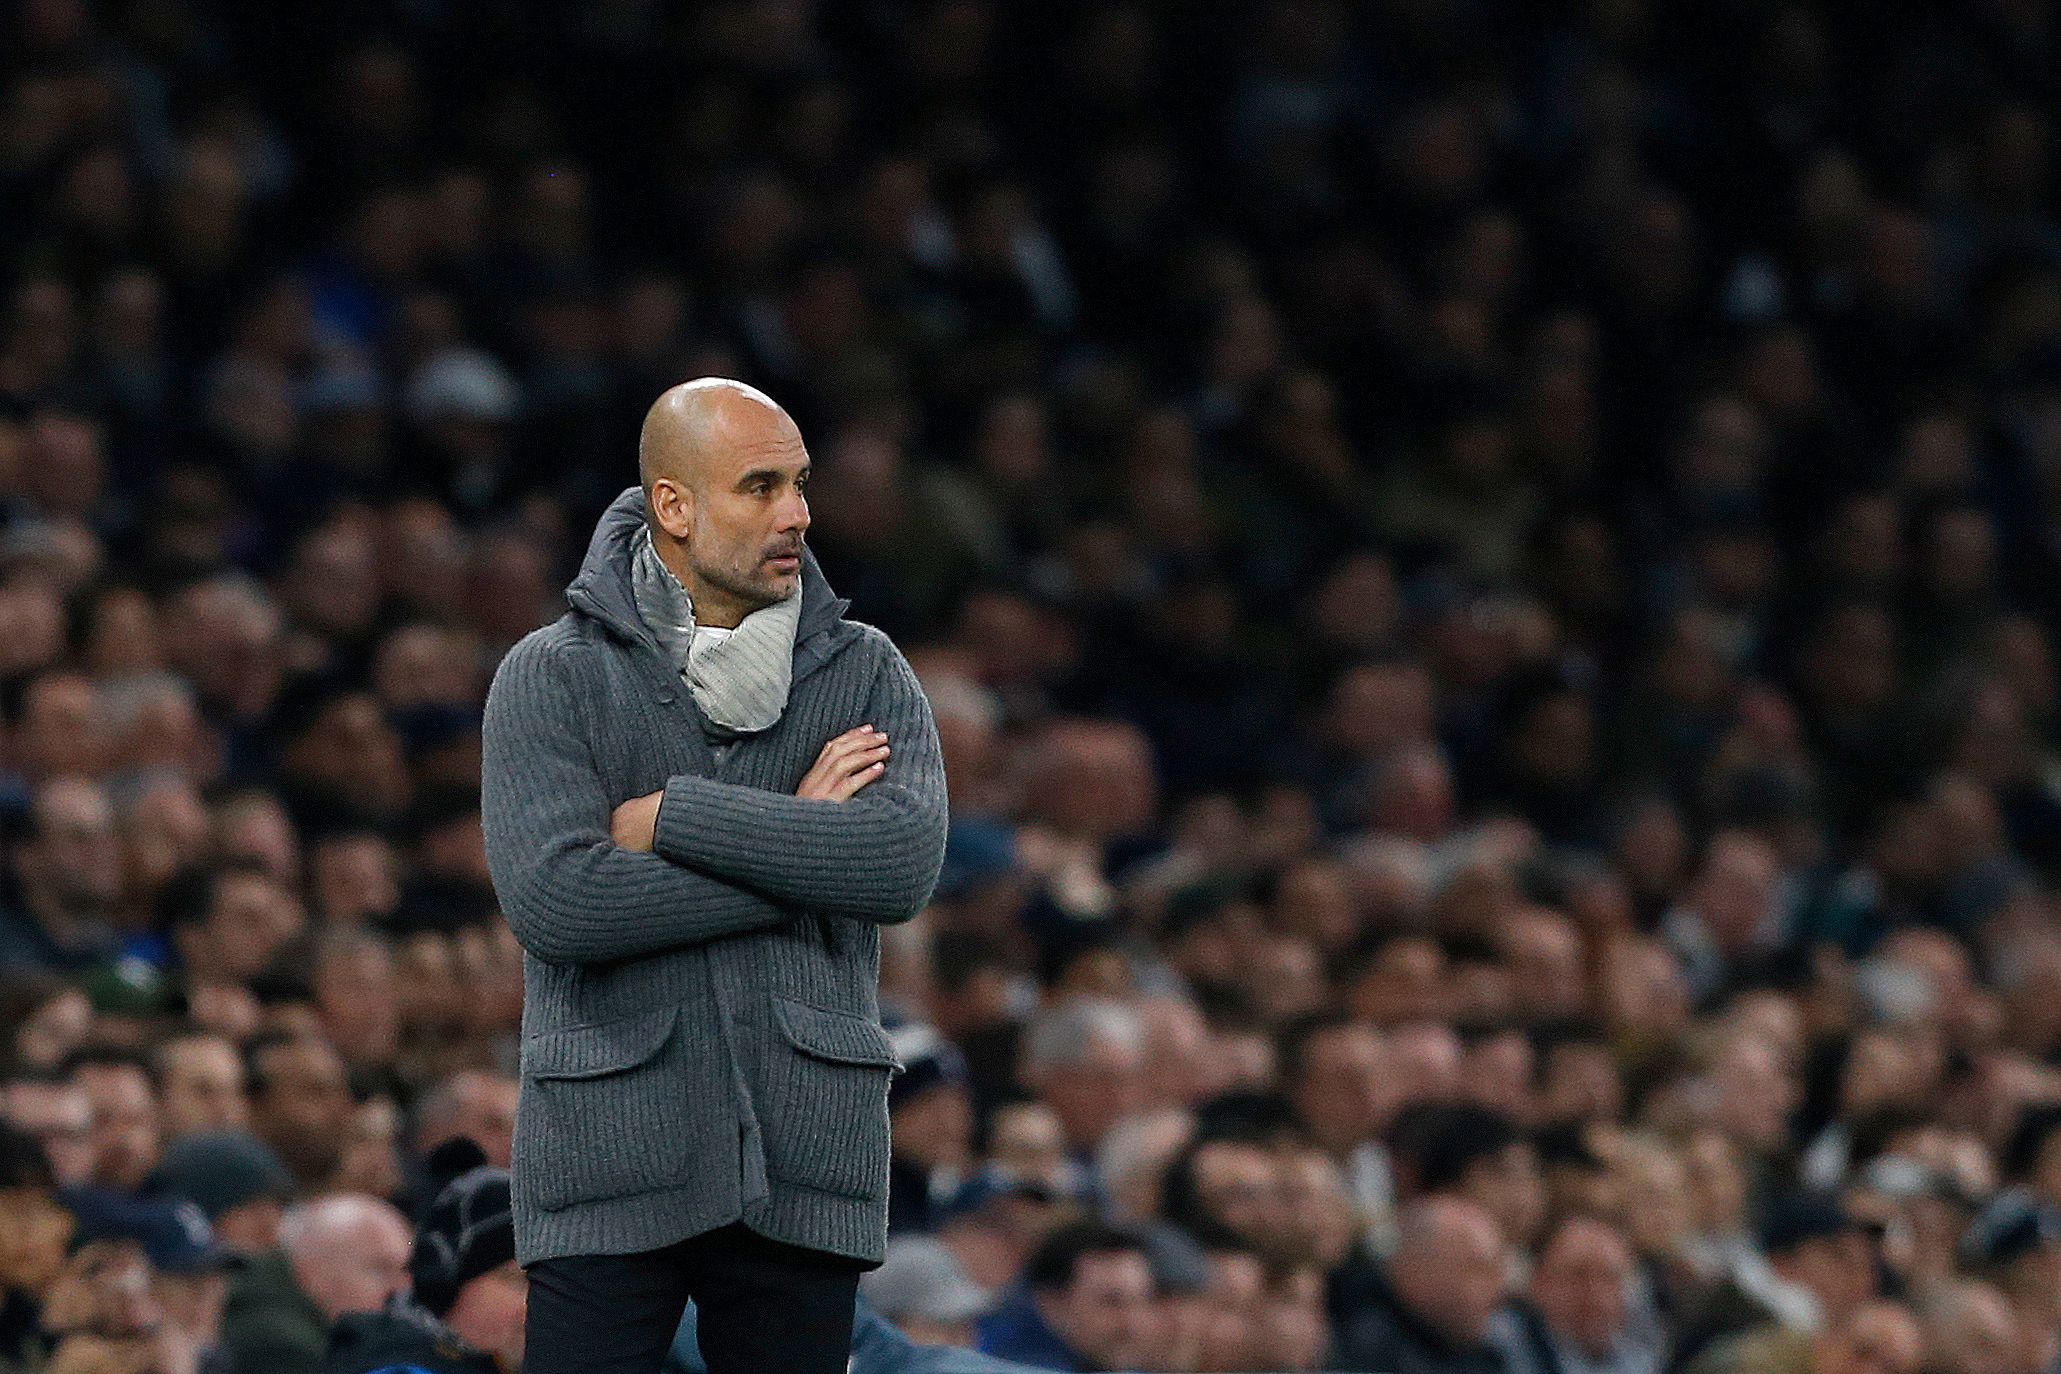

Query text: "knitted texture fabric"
[480, 486, 948, 1267]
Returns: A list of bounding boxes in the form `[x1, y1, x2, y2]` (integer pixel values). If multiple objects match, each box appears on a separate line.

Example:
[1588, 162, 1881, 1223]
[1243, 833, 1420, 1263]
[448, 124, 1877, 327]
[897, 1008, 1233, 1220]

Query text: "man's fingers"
[815, 726, 887, 764]
[830, 760, 888, 800]
[829, 744, 890, 780]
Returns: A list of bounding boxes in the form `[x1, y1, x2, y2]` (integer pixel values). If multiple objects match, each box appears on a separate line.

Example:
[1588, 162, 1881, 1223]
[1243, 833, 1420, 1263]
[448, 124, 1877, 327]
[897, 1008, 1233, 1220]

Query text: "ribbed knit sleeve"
[652, 636, 948, 924]
[481, 632, 793, 964]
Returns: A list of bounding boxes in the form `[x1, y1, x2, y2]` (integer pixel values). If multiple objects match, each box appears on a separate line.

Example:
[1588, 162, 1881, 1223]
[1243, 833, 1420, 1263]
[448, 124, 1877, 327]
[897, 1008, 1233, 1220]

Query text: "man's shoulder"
[489, 616, 606, 693]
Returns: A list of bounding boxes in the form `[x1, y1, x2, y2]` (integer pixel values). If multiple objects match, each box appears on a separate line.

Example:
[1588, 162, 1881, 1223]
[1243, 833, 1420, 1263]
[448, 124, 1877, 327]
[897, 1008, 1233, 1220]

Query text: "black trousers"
[523, 1223, 862, 1374]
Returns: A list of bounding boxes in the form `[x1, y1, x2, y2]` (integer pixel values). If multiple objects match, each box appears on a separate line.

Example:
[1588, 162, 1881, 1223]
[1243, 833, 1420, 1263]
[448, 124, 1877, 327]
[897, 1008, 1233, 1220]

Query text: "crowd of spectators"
[9, 1, 2061, 1372]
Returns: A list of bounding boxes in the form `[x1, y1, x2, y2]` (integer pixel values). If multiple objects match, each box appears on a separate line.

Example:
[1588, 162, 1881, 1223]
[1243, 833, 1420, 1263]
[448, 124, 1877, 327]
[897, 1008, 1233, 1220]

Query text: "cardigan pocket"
[759, 998, 900, 1199]
[519, 1006, 686, 1209]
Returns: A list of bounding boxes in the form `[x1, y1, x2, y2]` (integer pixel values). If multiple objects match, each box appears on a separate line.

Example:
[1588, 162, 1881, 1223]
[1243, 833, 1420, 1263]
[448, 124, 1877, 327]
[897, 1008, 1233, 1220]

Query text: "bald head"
[279, 1193, 413, 1321]
[1392, 1196, 1509, 1347]
[638, 377, 791, 500]
[637, 377, 812, 628]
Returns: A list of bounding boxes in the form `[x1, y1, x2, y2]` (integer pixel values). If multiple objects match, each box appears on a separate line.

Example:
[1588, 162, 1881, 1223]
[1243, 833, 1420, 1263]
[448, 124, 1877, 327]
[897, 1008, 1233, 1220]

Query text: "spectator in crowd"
[1332, 1196, 1511, 1374]
[62, 1047, 162, 1195]
[1496, 1215, 1662, 1374]
[327, 1144, 514, 1374]
[245, 1033, 353, 1191]
[219, 1193, 412, 1374]
[978, 1221, 1159, 1372]
[862, 1237, 994, 1350]
[0, 1069, 95, 1188]
[147, 1130, 294, 1257]
[153, 1031, 251, 1141]
[889, 1025, 978, 1237]
[410, 1070, 517, 1173]
[0, 778, 123, 972]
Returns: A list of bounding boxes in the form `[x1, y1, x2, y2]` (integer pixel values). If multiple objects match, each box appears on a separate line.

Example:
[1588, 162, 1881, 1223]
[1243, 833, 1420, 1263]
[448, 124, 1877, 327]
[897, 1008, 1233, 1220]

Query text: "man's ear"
[649, 478, 694, 540]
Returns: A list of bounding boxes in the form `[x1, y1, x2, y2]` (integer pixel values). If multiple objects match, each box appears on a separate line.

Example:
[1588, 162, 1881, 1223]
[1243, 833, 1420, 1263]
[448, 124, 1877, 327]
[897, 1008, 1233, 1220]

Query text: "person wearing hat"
[889, 1023, 974, 1236]
[148, 1130, 295, 1257]
[327, 1141, 515, 1374]
[62, 1189, 237, 1371]
[1959, 1192, 2061, 1370]
[861, 1237, 992, 1347]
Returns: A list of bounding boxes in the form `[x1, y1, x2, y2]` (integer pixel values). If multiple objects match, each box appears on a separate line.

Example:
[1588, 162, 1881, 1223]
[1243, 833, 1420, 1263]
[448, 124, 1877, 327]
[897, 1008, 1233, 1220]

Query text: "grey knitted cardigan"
[480, 486, 947, 1267]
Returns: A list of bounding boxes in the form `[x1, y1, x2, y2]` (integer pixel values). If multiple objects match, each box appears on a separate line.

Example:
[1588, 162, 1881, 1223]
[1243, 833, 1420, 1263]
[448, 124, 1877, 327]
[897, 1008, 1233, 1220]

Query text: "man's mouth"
[766, 549, 802, 571]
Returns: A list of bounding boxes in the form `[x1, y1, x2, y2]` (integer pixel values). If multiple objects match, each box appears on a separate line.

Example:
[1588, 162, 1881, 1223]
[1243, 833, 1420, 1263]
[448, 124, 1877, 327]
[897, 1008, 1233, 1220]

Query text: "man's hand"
[611, 790, 663, 851]
[796, 725, 890, 801]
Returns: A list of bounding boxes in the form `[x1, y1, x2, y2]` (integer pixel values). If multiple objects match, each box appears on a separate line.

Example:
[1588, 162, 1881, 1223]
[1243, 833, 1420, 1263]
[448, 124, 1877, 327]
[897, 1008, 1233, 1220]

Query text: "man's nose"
[778, 491, 810, 534]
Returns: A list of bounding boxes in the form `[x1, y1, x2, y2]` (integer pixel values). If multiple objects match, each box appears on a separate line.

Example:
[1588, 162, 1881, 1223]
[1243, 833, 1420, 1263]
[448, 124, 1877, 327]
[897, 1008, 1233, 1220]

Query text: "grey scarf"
[630, 526, 801, 734]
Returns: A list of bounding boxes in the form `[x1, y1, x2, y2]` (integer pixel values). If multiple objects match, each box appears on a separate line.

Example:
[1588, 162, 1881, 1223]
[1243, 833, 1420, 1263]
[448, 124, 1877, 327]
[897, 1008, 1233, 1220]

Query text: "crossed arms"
[480, 637, 947, 966]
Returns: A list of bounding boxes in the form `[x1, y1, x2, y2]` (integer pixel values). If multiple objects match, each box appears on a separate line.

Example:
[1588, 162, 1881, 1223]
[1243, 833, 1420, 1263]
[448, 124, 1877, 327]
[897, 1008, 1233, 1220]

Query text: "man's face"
[160, 1037, 250, 1138]
[0, 1185, 74, 1291]
[1396, 1210, 1509, 1348]
[1782, 1230, 1878, 1323]
[1194, 1141, 1286, 1251]
[74, 1063, 160, 1191]
[671, 410, 811, 615]
[1462, 1142, 1547, 1251]
[204, 872, 305, 983]
[1044, 1251, 1157, 1372]
[23, 780, 121, 917]
[1531, 1223, 1632, 1357]
[428, 1073, 518, 1170]
[446, 1260, 527, 1371]
[1040, 1033, 1144, 1153]
[253, 1041, 352, 1179]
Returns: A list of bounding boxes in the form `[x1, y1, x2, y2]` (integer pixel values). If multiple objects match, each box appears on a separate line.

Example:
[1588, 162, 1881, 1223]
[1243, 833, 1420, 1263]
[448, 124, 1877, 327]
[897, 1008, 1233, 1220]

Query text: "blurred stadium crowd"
[9, 0, 2061, 1372]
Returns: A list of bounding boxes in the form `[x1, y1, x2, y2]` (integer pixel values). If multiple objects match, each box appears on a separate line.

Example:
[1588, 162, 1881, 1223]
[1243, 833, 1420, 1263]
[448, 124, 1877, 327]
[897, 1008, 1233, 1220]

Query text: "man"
[1161, 1129, 1290, 1259]
[0, 1121, 74, 1373]
[64, 1190, 239, 1373]
[246, 1032, 355, 1189]
[153, 1030, 252, 1140]
[1017, 998, 1146, 1159]
[861, 1236, 992, 1346]
[0, 776, 124, 972]
[328, 1150, 518, 1374]
[479, 378, 948, 1374]
[1498, 1216, 1663, 1374]
[888, 1024, 975, 1235]
[413, 1069, 518, 1170]
[1333, 1196, 1512, 1374]
[1410, 1105, 1548, 1258]
[161, 861, 308, 991]
[1282, 1013, 1395, 1253]
[64, 1046, 162, 1193]
[220, 1193, 414, 1374]
[976, 1220, 1159, 1372]
[148, 1129, 294, 1255]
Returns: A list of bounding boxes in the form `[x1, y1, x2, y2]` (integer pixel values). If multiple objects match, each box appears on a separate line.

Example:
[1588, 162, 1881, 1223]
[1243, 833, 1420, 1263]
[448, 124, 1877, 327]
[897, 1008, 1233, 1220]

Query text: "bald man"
[1336, 1195, 1511, 1374]
[480, 379, 947, 1374]
[222, 1194, 413, 1374]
